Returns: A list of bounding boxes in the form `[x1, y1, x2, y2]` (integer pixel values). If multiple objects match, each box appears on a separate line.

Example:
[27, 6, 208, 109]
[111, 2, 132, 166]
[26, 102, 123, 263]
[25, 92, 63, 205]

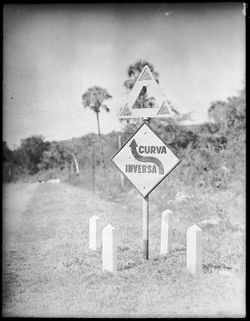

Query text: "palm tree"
[82, 86, 112, 168]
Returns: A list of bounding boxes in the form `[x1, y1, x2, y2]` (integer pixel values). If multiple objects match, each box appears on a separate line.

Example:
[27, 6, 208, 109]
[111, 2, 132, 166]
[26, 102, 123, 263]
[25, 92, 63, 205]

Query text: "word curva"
[138, 145, 167, 154]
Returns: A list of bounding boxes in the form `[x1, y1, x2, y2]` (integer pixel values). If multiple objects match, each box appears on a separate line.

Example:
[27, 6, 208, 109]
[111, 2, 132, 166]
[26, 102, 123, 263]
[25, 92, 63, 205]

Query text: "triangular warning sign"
[119, 65, 175, 119]
[132, 86, 147, 109]
[120, 103, 131, 116]
[139, 68, 152, 81]
[157, 101, 171, 115]
[132, 86, 158, 109]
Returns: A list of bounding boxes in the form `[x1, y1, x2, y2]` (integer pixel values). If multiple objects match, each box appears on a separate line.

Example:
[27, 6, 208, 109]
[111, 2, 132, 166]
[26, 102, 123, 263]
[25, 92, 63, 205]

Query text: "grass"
[2, 178, 245, 317]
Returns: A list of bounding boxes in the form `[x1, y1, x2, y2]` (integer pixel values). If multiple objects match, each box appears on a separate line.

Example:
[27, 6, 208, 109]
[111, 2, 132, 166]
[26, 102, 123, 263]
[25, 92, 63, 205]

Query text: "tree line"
[3, 60, 245, 189]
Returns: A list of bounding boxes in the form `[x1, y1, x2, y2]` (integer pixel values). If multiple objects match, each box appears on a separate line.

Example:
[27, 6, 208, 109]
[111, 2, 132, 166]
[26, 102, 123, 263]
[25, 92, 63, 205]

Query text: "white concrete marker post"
[102, 224, 117, 274]
[187, 224, 202, 274]
[160, 209, 173, 254]
[89, 215, 101, 250]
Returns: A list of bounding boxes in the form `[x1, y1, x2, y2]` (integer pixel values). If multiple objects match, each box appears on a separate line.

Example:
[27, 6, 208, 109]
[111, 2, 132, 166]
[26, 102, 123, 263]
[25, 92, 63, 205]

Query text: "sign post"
[142, 194, 149, 259]
[112, 65, 181, 260]
[142, 117, 150, 259]
[111, 121, 181, 260]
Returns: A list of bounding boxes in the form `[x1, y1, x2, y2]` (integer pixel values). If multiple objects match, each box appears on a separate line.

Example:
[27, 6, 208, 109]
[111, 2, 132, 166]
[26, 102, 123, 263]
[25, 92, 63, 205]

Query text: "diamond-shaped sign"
[119, 65, 174, 119]
[111, 123, 181, 197]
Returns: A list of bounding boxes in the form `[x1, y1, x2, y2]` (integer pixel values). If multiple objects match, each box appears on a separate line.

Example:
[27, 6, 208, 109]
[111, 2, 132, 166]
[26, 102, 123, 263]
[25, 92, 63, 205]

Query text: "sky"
[3, 3, 245, 149]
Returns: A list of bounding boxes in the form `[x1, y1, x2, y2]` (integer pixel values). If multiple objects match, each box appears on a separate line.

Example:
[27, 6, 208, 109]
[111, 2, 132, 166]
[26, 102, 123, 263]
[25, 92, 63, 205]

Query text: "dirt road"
[3, 183, 39, 247]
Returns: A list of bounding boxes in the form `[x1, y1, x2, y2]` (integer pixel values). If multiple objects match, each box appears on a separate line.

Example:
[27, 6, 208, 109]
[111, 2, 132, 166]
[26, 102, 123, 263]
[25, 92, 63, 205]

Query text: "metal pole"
[143, 194, 149, 259]
[142, 117, 150, 260]
[118, 135, 124, 190]
[142, 117, 150, 125]
[92, 142, 95, 194]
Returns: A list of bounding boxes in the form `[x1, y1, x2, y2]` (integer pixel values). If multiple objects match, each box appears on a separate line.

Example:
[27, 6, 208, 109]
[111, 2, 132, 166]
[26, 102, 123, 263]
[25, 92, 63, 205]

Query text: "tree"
[2, 141, 13, 162]
[16, 135, 50, 174]
[3, 142, 14, 182]
[39, 142, 67, 170]
[39, 141, 79, 174]
[207, 88, 245, 175]
[208, 87, 245, 133]
[82, 86, 112, 168]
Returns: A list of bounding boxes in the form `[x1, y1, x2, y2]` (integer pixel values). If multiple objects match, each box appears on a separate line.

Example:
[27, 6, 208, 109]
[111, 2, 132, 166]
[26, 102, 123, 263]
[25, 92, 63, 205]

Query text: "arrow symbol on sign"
[129, 139, 164, 174]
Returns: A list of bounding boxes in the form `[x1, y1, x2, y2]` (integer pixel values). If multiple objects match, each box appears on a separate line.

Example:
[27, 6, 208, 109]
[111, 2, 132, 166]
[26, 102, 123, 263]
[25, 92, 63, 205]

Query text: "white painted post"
[102, 224, 117, 274]
[73, 155, 80, 175]
[187, 224, 202, 274]
[160, 209, 173, 254]
[89, 215, 101, 250]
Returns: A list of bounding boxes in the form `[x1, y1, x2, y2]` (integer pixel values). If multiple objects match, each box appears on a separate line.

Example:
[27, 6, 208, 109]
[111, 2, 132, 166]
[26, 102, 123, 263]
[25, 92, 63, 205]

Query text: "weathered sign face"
[111, 122, 181, 197]
[119, 65, 174, 120]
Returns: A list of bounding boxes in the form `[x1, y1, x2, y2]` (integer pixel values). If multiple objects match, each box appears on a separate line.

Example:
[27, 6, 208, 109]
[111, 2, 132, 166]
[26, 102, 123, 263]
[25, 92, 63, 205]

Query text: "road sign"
[119, 65, 174, 120]
[111, 122, 181, 197]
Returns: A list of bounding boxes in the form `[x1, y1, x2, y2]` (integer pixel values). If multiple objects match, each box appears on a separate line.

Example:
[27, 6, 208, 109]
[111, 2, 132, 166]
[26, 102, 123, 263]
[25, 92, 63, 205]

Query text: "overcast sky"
[3, 3, 245, 148]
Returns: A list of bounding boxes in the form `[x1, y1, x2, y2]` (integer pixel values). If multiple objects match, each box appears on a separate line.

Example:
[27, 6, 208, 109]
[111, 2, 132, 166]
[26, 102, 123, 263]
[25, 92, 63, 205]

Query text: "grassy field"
[2, 181, 245, 317]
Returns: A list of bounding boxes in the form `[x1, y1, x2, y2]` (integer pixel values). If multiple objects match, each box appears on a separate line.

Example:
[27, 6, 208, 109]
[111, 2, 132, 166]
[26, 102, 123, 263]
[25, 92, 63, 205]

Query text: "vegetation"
[82, 86, 112, 168]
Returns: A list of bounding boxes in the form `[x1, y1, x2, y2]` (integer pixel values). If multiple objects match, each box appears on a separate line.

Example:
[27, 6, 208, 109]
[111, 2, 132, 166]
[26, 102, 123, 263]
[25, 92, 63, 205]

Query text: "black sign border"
[110, 121, 181, 198]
